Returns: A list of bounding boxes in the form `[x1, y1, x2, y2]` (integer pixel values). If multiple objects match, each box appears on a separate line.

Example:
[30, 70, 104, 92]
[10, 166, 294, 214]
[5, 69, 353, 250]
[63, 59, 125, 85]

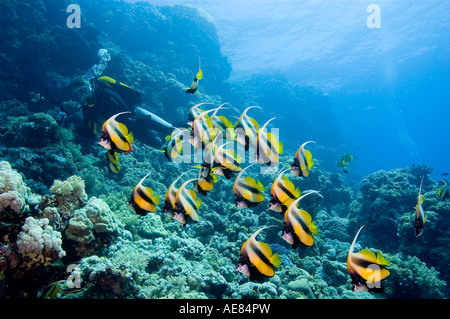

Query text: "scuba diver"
[68, 48, 174, 148]
[70, 74, 175, 147]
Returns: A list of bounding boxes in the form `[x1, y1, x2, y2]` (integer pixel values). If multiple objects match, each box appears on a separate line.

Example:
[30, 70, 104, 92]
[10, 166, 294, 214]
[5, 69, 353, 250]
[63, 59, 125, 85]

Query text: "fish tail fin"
[271, 253, 280, 268]
[256, 180, 266, 191]
[196, 68, 203, 80]
[153, 194, 160, 206]
[309, 221, 318, 235]
[127, 132, 134, 144]
[278, 141, 283, 154]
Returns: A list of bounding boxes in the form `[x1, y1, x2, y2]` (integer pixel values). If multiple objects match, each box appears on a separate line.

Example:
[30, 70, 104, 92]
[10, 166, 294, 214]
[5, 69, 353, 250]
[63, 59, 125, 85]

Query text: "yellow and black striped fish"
[233, 163, 265, 208]
[269, 167, 301, 214]
[190, 108, 217, 150]
[210, 103, 235, 140]
[187, 102, 213, 127]
[281, 191, 320, 248]
[234, 106, 261, 151]
[160, 128, 188, 161]
[192, 133, 223, 196]
[291, 141, 315, 177]
[237, 226, 280, 282]
[129, 172, 160, 216]
[98, 111, 134, 154]
[414, 176, 427, 237]
[173, 178, 202, 226]
[163, 169, 196, 215]
[185, 66, 203, 94]
[347, 225, 390, 292]
[106, 150, 120, 173]
[255, 117, 283, 166]
[438, 180, 450, 201]
[212, 141, 242, 179]
[337, 153, 353, 173]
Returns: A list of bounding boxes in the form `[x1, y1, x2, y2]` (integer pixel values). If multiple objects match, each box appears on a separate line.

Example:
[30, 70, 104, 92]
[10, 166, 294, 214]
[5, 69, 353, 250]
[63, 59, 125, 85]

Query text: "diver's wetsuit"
[82, 78, 174, 146]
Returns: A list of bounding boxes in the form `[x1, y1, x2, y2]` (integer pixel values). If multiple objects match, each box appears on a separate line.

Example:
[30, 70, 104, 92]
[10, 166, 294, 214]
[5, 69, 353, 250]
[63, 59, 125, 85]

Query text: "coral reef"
[0, 0, 448, 301]
[16, 217, 66, 268]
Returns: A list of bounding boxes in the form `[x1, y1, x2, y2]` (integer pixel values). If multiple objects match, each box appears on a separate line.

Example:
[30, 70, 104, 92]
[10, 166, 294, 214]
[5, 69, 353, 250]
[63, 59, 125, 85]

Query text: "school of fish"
[95, 66, 447, 292]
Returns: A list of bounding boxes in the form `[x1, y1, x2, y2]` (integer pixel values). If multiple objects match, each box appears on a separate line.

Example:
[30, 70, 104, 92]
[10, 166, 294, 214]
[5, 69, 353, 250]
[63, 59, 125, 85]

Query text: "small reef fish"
[269, 167, 301, 214]
[347, 225, 390, 292]
[190, 108, 217, 150]
[160, 128, 188, 161]
[234, 106, 261, 151]
[98, 111, 134, 154]
[212, 141, 242, 179]
[129, 172, 160, 216]
[163, 169, 196, 214]
[106, 150, 120, 173]
[237, 226, 280, 281]
[337, 154, 353, 173]
[255, 117, 283, 166]
[209, 103, 235, 140]
[193, 134, 222, 195]
[187, 102, 213, 127]
[194, 163, 218, 196]
[41, 280, 65, 299]
[185, 63, 203, 94]
[233, 163, 265, 208]
[291, 141, 315, 177]
[173, 178, 202, 226]
[437, 180, 449, 201]
[414, 176, 427, 237]
[281, 191, 320, 248]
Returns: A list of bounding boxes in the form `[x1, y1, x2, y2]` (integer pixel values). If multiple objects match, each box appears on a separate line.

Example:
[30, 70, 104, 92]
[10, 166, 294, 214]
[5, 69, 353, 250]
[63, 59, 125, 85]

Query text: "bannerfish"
[129, 172, 160, 216]
[193, 134, 224, 195]
[437, 180, 450, 201]
[190, 108, 218, 150]
[291, 141, 315, 177]
[234, 106, 261, 151]
[414, 176, 427, 237]
[255, 117, 283, 166]
[347, 225, 390, 292]
[106, 150, 120, 173]
[210, 103, 235, 140]
[185, 63, 203, 94]
[237, 226, 280, 282]
[337, 154, 353, 173]
[233, 163, 265, 208]
[160, 128, 188, 161]
[98, 111, 134, 154]
[281, 191, 320, 248]
[163, 169, 196, 215]
[212, 141, 242, 179]
[269, 167, 301, 214]
[173, 178, 202, 226]
[187, 102, 214, 127]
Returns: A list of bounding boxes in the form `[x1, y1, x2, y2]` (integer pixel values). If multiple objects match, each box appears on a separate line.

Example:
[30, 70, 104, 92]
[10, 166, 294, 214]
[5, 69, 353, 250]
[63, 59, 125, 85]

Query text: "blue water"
[1, 0, 449, 301]
[148, 0, 450, 180]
